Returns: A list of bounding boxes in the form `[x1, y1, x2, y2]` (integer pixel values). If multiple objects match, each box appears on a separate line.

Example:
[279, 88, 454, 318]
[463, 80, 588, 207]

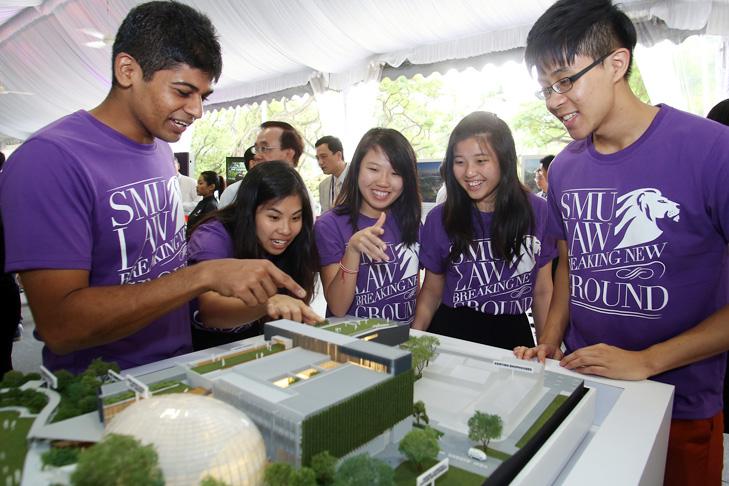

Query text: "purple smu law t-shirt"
[0, 110, 191, 373]
[547, 104, 729, 419]
[315, 210, 420, 323]
[420, 193, 556, 314]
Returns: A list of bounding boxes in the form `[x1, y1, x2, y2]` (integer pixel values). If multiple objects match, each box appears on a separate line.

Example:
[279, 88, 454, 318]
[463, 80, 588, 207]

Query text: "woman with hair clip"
[187, 161, 321, 350]
[413, 111, 556, 349]
[315, 128, 421, 324]
[186, 170, 222, 238]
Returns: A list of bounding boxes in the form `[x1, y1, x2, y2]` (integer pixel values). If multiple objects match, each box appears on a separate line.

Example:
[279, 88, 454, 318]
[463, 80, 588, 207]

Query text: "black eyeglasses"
[535, 50, 615, 100]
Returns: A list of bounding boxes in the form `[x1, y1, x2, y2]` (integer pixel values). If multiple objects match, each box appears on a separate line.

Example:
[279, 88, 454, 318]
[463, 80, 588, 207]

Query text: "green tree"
[398, 427, 440, 472]
[199, 476, 229, 486]
[70, 434, 163, 486]
[0, 370, 25, 388]
[468, 411, 503, 451]
[54, 370, 74, 391]
[264, 462, 294, 486]
[86, 358, 120, 379]
[412, 400, 429, 426]
[310, 450, 337, 485]
[334, 454, 394, 486]
[376, 75, 455, 159]
[511, 100, 571, 151]
[291, 467, 317, 486]
[42, 447, 80, 468]
[401, 335, 439, 379]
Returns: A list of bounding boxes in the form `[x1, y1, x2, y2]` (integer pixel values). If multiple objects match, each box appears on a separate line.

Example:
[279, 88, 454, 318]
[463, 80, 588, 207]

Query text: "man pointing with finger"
[0, 2, 304, 374]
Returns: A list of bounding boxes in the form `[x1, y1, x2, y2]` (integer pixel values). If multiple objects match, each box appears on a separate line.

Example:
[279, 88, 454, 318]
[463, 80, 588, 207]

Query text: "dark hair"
[200, 170, 223, 199]
[0, 151, 5, 170]
[443, 111, 533, 262]
[261, 121, 304, 167]
[315, 135, 344, 158]
[334, 128, 421, 246]
[525, 0, 636, 79]
[193, 161, 317, 302]
[243, 145, 255, 170]
[540, 155, 555, 172]
[707, 99, 729, 126]
[112, 1, 222, 86]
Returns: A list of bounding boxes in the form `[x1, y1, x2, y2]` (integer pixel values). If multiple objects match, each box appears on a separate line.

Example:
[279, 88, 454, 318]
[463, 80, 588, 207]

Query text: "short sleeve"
[314, 212, 347, 266]
[701, 132, 729, 244]
[1, 139, 95, 272]
[419, 206, 448, 274]
[187, 220, 234, 263]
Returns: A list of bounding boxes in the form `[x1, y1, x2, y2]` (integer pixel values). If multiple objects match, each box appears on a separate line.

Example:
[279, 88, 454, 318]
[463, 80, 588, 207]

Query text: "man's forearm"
[23, 263, 213, 354]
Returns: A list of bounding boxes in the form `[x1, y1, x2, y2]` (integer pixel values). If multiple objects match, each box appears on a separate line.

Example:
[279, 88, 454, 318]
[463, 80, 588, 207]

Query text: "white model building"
[105, 394, 267, 486]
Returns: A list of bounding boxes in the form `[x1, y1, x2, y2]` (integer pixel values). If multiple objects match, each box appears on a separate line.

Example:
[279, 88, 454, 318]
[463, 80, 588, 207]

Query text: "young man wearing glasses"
[514, 0, 729, 483]
[218, 120, 304, 207]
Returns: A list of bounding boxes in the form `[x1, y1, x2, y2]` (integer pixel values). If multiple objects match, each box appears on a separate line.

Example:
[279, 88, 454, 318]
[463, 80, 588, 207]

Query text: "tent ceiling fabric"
[0, 0, 727, 142]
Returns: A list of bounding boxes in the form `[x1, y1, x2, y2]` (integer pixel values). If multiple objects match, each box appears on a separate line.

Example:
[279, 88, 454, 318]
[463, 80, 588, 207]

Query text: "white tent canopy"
[0, 0, 728, 142]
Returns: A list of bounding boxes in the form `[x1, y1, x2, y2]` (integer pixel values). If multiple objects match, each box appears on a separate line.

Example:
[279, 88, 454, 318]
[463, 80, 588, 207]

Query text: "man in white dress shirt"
[175, 157, 201, 215]
[316, 136, 348, 213]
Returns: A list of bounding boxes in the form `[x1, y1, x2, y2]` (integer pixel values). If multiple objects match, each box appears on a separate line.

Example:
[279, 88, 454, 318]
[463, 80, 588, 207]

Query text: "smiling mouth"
[172, 119, 191, 129]
[466, 181, 484, 190]
[372, 190, 390, 200]
[562, 112, 577, 122]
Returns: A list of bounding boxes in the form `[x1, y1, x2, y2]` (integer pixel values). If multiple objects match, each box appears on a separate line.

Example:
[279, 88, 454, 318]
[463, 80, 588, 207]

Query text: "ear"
[113, 52, 142, 88]
[608, 48, 630, 83]
[284, 148, 296, 165]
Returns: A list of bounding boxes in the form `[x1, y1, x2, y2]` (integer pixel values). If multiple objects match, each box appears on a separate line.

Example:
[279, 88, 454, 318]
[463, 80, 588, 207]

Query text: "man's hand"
[266, 295, 323, 324]
[205, 259, 306, 306]
[514, 343, 564, 363]
[559, 343, 653, 380]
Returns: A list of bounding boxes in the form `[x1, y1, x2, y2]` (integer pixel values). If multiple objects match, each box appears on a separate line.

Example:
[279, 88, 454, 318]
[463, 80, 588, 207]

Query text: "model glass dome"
[105, 394, 266, 486]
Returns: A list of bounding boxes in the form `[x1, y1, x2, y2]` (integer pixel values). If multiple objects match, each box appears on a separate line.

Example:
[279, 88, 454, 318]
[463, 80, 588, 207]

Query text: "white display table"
[412, 331, 674, 486]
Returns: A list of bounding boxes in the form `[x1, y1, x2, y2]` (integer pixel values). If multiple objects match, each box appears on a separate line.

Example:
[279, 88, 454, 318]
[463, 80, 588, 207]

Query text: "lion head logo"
[510, 235, 541, 276]
[614, 188, 680, 249]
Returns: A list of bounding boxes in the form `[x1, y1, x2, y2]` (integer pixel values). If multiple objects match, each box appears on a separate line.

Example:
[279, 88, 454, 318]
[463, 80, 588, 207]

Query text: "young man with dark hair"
[0, 1, 304, 374]
[515, 0, 729, 483]
[315, 135, 348, 213]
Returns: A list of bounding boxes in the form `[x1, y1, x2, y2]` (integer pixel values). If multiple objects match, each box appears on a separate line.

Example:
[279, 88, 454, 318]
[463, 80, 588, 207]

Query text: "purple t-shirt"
[315, 210, 420, 323]
[547, 104, 729, 419]
[187, 219, 258, 332]
[421, 193, 556, 314]
[0, 110, 191, 373]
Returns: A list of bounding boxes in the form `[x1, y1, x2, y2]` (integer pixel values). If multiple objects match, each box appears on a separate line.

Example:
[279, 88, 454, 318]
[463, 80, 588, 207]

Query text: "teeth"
[272, 240, 286, 245]
[373, 190, 388, 198]
[563, 113, 577, 121]
[173, 119, 189, 127]
[467, 181, 483, 188]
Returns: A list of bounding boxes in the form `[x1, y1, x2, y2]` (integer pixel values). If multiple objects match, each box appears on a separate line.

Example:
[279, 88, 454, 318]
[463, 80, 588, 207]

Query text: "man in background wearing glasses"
[219, 120, 304, 207]
[514, 1, 729, 484]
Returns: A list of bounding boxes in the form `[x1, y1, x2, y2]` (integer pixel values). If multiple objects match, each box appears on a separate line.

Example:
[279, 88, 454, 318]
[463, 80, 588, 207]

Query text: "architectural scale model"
[0, 318, 595, 486]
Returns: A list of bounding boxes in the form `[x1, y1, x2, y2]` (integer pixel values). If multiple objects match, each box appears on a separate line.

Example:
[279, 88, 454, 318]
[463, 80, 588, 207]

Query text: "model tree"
[311, 450, 337, 485]
[398, 427, 440, 472]
[468, 411, 503, 452]
[199, 476, 229, 486]
[70, 434, 163, 486]
[334, 454, 394, 486]
[291, 467, 317, 486]
[264, 463, 294, 486]
[401, 335, 440, 379]
[412, 400, 429, 426]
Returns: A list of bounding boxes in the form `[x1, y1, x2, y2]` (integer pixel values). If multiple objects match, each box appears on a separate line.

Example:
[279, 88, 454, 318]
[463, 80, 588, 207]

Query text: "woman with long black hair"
[186, 170, 222, 238]
[187, 161, 320, 350]
[413, 111, 556, 349]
